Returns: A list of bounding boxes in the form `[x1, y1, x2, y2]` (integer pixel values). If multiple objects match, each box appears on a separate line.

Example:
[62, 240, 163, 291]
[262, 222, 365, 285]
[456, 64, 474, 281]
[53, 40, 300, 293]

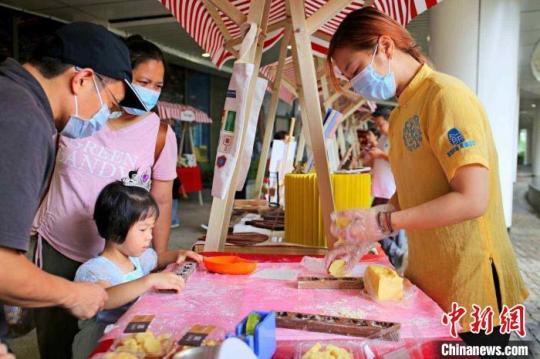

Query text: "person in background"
[357, 127, 378, 167]
[369, 108, 395, 206]
[326, 7, 528, 349]
[369, 107, 407, 269]
[72, 180, 199, 359]
[32, 35, 198, 358]
[0, 22, 146, 350]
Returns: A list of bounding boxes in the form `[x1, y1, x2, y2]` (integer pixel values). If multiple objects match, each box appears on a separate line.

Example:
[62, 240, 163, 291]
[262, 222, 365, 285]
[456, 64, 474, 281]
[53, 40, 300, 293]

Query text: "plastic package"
[106, 331, 174, 358]
[295, 340, 366, 359]
[362, 321, 425, 359]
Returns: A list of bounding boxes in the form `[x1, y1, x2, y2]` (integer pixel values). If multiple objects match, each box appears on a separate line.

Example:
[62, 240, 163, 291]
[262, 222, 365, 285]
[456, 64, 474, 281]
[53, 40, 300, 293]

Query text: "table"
[92, 253, 454, 358]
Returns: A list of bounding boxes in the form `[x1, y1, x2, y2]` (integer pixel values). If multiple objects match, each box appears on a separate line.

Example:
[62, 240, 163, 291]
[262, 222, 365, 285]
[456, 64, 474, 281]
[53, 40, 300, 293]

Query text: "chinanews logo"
[447, 128, 476, 157]
[226, 89, 236, 98]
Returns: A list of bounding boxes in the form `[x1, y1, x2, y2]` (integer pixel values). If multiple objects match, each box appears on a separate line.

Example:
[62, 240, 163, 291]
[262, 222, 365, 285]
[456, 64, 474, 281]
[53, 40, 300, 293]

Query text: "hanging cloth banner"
[236, 76, 268, 191]
[212, 23, 261, 199]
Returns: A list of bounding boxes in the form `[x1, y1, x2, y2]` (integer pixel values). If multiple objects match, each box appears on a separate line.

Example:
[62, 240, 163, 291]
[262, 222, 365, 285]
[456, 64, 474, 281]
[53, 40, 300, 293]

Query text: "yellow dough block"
[364, 265, 403, 301]
[328, 259, 347, 278]
[302, 342, 353, 359]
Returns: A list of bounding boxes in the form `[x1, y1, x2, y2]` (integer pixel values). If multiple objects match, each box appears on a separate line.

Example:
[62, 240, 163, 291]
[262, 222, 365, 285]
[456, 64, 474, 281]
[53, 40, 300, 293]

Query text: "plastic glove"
[330, 204, 396, 246]
[326, 205, 396, 274]
[324, 242, 371, 275]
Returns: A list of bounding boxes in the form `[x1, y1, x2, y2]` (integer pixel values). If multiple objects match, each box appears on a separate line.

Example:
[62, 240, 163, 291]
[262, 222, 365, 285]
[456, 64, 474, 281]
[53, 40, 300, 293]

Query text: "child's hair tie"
[121, 170, 151, 191]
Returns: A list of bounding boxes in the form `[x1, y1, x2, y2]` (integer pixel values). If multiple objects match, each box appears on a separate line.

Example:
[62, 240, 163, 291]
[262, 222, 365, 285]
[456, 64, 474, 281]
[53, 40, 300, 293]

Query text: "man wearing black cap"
[0, 22, 147, 357]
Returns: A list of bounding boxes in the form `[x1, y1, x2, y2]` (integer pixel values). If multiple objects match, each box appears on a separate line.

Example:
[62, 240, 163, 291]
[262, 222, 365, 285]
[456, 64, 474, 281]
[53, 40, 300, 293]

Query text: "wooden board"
[297, 276, 364, 290]
[245, 219, 285, 231]
[275, 311, 400, 340]
[198, 232, 269, 246]
[193, 243, 327, 256]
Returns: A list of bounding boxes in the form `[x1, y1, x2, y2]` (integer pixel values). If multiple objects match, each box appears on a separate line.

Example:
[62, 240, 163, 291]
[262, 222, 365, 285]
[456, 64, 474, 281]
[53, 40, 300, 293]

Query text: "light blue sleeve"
[74, 257, 121, 285]
[74, 261, 102, 284]
[139, 248, 158, 275]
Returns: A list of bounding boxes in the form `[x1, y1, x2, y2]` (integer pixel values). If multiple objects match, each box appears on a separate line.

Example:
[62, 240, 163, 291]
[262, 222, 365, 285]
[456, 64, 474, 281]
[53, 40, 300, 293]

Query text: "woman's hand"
[175, 250, 203, 265]
[326, 205, 396, 273]
[330, 205, 396, 246]
[146, 272, 185, 293]
[0, 343, 15, 359]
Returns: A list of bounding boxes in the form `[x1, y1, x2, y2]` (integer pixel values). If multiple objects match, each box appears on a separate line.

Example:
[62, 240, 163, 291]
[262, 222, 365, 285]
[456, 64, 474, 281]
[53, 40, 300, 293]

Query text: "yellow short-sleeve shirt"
[388, 64, 528, 332]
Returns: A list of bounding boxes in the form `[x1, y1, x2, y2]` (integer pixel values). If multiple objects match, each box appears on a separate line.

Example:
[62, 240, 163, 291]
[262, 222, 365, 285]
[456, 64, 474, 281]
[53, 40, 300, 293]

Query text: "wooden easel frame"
[203, 0, 361, 251]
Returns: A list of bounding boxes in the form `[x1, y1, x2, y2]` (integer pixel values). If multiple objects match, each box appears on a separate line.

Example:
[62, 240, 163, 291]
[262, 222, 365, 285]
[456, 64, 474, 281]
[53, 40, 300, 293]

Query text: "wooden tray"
[275, 311, 400, 339]
[198, 232, 268, 246]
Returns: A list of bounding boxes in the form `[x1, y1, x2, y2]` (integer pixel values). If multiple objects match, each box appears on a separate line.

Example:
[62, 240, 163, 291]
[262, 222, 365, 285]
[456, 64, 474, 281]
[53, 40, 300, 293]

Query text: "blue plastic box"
[232, 311, 276, 359]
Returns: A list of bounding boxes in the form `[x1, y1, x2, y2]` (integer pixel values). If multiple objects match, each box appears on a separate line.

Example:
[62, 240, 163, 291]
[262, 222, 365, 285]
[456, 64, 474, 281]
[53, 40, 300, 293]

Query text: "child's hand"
[175, 250, 203, 265]
[147, 272, 185, 293]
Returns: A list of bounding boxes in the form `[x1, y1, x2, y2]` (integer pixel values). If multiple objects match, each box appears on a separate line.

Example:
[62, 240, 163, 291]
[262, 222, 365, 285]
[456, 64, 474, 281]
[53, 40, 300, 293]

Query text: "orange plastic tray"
[203, 256, 257, 275]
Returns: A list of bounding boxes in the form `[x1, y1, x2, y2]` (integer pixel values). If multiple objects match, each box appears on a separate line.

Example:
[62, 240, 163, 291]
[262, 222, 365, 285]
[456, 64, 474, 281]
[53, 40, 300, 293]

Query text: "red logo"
[441, 302, 467, 338]
[500, 304, 526, 337]
[442, 303, 527, 337]
[470, 304, 494, 335]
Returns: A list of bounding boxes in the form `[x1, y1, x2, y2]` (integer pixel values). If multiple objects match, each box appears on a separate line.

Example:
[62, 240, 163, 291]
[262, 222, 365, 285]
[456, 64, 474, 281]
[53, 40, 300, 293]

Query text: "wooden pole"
[287, 0, 336, 247]
[206, 0, 247, 25]
[253, 25, 293, 198]
[306, 0, 354, 35]
[204, 0, 271, 252]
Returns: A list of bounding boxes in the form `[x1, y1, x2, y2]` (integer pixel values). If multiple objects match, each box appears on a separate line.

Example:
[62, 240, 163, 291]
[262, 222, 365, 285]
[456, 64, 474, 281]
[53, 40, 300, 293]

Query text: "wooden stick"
[253, 25, 293, 199]
[202, 0, 240, 58]
[282, 77, 298, 97]
[204, 0, 271, 252]
[206, 0, 246, 25]
[189, 125, 197, 159]
[341, 99, 366, 121]
[287, 0, 336, 247]
[178, 122, 186, 157]
[226, 19, 288, 49]
[323, 92, 340, 109]
[306, 0, 355, 35]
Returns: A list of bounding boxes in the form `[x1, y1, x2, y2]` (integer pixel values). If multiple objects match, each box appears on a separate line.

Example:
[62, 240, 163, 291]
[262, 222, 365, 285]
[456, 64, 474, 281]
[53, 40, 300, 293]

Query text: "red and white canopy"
[159, 0, 440, 68]
[157, 101, 212, 123]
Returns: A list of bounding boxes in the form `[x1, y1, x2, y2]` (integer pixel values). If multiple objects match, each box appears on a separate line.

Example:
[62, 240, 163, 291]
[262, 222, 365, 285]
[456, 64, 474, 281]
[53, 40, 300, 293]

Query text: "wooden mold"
[297, 276, 364, 290]
[275, 311, 400, 340]
[175, 262, 198, 281]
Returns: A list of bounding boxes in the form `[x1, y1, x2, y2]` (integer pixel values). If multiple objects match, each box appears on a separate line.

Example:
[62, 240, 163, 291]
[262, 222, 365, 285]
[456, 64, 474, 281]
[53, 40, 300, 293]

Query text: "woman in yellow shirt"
[326, 7, 528, 349]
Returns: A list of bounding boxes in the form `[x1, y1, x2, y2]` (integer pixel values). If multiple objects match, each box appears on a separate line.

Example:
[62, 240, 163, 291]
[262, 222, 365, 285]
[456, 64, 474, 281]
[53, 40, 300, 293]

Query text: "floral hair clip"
[121, 169, 151, 191]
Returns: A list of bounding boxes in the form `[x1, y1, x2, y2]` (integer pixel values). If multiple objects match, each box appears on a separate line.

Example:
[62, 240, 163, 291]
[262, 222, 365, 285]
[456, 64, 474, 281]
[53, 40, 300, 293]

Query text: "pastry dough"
[328, 259, 347, 278]
[302, 342, 353, 359]
[364, 265, 403, 301]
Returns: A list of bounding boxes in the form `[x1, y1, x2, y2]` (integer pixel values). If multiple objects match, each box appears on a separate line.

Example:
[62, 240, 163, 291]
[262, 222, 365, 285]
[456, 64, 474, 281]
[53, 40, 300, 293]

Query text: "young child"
[72, 178, 202, 359]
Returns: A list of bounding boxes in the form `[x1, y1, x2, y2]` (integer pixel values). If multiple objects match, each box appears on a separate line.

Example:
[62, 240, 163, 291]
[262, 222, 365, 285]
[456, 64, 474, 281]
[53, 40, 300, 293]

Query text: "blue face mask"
[62, 76, 111, 139]
[350, 44, 396, 101]
[123, 83, 160, 116]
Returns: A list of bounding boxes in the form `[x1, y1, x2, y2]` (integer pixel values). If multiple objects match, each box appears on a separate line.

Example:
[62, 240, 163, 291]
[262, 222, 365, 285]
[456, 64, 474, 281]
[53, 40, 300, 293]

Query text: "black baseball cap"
[49, 22, 147, 111]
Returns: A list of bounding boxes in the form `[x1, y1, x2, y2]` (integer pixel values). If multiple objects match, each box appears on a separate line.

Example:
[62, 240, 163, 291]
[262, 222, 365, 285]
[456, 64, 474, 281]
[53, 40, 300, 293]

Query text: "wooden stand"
[204, 0, 370, 251]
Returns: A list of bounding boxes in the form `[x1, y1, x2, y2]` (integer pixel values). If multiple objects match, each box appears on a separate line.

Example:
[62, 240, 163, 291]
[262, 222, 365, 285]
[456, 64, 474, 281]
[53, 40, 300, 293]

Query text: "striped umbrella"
[159, 0, 440, 68]
[157, 101, 212, 123]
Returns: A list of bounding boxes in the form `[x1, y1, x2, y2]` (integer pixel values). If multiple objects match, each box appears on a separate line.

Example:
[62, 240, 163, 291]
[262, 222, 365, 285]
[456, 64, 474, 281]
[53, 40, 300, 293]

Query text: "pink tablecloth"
[94, 254, 452, 358]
